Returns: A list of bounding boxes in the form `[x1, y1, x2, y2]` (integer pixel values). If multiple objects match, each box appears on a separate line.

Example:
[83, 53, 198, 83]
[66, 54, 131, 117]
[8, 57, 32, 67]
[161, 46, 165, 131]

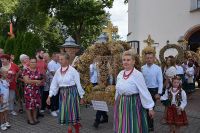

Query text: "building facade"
[128, 0, 200, 56]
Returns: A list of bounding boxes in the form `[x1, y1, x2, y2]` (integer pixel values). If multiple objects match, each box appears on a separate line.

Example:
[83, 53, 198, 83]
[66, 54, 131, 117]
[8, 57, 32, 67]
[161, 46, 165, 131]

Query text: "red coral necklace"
[123, 68, 134, 80]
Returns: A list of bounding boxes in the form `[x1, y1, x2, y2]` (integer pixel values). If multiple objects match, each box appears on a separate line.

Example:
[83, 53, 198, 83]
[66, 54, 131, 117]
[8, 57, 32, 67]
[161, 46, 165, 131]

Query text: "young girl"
[160, 76, 188, 133]
[0, 67, 11, 131]
[161, 56, 177, 124]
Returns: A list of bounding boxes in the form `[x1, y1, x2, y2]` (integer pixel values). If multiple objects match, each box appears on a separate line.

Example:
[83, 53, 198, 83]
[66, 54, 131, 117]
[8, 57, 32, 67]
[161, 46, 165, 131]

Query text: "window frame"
[197, 0, 200, 9]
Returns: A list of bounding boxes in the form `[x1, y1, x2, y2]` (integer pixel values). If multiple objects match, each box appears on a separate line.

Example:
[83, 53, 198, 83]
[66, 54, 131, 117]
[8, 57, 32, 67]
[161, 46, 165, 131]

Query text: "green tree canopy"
[38, 0, 114, 47]
[0, 0, 115, 54]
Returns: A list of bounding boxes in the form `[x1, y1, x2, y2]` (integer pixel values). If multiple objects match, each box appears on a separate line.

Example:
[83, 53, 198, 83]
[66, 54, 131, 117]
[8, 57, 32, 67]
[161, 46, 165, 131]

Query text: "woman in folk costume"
[114, 50, 155, 133]
[46, 53, 85, 133]
[160, 76, 188, 133]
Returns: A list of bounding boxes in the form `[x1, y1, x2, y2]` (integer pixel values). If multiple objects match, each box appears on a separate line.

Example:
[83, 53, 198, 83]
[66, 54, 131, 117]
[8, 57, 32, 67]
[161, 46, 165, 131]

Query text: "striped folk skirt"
[114, 94, 148, 133]
[59, 85, 80, 126]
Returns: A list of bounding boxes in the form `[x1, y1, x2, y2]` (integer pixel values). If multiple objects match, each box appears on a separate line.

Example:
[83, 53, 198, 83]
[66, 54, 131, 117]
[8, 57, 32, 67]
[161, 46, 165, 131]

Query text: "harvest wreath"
[74, 41, 132, 105]
[159, 44, 184, 64]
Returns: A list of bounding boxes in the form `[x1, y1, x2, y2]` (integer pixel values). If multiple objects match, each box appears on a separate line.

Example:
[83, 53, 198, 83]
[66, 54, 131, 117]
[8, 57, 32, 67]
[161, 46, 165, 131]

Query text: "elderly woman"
[22, 57, 42, 125]
[46, 53, 84, 133]
[1, 54, 20, 116]
[17, 54, 30, 113]
[19, 54, 30, 69]
[114, 50, 155, 133]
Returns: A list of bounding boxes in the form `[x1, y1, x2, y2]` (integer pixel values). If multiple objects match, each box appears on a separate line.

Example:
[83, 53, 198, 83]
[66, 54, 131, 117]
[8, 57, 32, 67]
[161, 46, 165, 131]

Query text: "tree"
[37, 17, 64, 54]
[4, 38, 15, 54]
[12, 0, 49, 33]
[1, 0, 114, 54]
[0, 32, 42, 63]
[0, 0, 18, 14]
[20, 32, 41, 57]
[0, 0, 18, 36]
[56, 0, 113, 45]
[40, 0, 113, 47]
[0, 36, 6, 49]
[14, 32, 24, 63]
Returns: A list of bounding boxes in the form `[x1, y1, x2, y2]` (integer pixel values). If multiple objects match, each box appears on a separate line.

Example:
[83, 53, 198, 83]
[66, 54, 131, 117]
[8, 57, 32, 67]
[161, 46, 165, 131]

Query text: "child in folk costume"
[160, 76, 188, 133]
[0, 68, 11, 131]
[161, 56, 177, 124]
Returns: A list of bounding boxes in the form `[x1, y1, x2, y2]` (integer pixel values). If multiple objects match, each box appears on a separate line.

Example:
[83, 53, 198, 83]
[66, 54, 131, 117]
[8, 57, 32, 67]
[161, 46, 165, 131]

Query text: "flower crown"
[172, 75, 182, 84]
[172, 75, 181, 80]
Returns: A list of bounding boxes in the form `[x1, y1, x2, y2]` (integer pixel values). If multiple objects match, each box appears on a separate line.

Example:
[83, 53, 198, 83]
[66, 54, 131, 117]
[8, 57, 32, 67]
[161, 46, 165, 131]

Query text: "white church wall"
[128, 0, 200, 58]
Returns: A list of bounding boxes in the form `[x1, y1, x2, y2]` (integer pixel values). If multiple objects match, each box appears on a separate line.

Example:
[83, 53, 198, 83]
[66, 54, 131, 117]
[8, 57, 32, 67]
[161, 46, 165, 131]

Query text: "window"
[127, 41, 140, 54]
[191, 0, 200, 11]
[198, 0, 200, 8]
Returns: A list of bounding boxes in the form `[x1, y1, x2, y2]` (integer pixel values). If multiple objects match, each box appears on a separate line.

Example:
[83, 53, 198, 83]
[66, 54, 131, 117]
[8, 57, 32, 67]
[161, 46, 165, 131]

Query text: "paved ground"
[3, 89, 200, 133]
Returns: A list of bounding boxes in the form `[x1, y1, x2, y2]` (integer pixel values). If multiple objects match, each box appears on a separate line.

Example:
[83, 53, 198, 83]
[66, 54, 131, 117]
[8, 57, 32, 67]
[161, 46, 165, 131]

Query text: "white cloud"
[105, 0, 128, 40]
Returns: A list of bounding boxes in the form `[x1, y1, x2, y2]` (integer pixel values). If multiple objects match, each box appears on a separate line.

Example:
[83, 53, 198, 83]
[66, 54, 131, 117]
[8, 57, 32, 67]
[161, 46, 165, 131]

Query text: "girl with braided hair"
[160, 76, 188, 133]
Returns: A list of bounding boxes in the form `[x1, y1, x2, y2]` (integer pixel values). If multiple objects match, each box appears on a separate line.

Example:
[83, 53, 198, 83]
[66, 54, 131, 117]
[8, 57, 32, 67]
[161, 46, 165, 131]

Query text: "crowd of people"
[0, 47, 198, 133]
[0, 49, 65, 131]
[91, 51, 196, 133]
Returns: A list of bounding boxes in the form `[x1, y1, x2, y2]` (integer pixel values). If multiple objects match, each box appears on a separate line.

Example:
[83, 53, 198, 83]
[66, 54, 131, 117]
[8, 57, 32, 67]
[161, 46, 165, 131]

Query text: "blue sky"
[106, 0, 128, 40]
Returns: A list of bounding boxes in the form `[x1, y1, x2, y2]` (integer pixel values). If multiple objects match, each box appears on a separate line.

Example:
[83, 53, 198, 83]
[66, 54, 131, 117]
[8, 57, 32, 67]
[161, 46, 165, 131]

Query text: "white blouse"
[176, 65, 184, 75]
[185, 67, 195, 79]
[165, 66, 177, 78]
[49, 66, 85, 98]
[161, 88, 187, 110]
[90, 63, 98, 84]
[115, 68, 155, 109]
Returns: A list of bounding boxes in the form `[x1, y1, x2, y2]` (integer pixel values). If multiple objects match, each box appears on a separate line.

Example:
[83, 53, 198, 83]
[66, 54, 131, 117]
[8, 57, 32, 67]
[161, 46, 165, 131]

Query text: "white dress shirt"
[176, 65, 184, 75]
[161, 88, 187, 110]
[48, 60, 61, 72]
[185, 67, 195, 79]
[115, 68, 155, 109]
[90, 63, 98, 84]
[142, 64, 163, 94]
[49, 66, 85, 98]
[165, 66, 177, 78]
